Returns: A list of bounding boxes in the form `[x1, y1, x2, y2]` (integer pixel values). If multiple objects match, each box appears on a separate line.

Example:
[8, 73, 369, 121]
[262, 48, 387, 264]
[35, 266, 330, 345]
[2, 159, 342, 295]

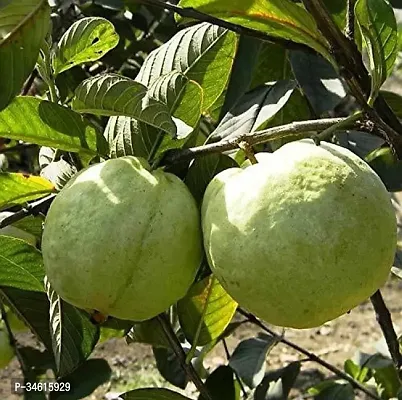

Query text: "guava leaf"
[308, 379, 355, 399]
[355, 0, 398, 101]
[11, 215, 44, 239]
[46, 279, 100, 377]
[185, 153, 238, 205]
[200, 365, 240, 400]
[0, 0, 50, 111]
[254, 362, 301, 400]
[120, 388, 192, 399]
[0, 172, 54, 208]
[289, 51, 346, 115]
[153, 346, 189, 389]
[136, 22, 237, 111]
[48, 359, 112, 400]
[72, 74, 176, 136]
[127, 318, 170, 348]
[229, 333, 279, 389]
[0, 97, 105, 162]
[380, 90, 402, 118]
[176, 0, 331, 60]
[0, 236, 45, 292]
[53, 17, 119, 75]
[178, 275, 237, 346]
[210, 80, 297, 142]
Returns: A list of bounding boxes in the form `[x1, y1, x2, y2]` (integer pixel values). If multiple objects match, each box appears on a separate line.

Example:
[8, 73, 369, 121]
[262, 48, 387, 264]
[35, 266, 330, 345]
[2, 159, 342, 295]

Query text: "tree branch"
[237, 308, 381, 400]
[163, 117, 363, 164]
[156, 314, 212, 400]
[370, 290, 402, 373]
[0, 194, 56, 229]
[345, 0, 356, 41]
[136, 0, 310, 51]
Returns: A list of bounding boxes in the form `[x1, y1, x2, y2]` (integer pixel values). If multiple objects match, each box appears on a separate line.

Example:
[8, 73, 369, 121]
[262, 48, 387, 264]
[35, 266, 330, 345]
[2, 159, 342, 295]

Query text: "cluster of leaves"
[2, 0, 402, 399]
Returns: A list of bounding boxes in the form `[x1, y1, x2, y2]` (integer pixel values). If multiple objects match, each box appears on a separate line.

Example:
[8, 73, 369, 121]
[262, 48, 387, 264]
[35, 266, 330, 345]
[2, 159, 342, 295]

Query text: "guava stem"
[237, 308, 382, 400]
[157, 313, 213, 400]
[238, 141, 258, 165]
[370, 290, 402, 374]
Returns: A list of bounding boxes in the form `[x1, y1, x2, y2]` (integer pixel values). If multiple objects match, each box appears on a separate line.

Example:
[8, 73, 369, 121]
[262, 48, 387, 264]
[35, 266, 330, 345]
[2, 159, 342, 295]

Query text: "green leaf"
[178, 275, 237, 346]
[200, 365, 240, 400]
[355, 0, 398, 102]
[53, 17, 119, 75]
[0, 0, 50, 111]
[0, 97, 105, 162]
[136, 22, 237, 111]
[381, 90, 402, 118]
[254, 362, 301, 400]
[127, 318, 170, 348]
[46, 279, 100, 377]
[72, 74, 176, 136]
[0, 173, 54, 208]
[185, 153, 238, 205]
[48, 359, 112, 399]
[11, 215, 44, 239]
[229, 333, 278, 388]
[0, 236, 45, 292]
[308, 380, 355, 399]
[121, 388, 192, 400]
[176, 0, 330, 60]
[210, 80, 297, 142]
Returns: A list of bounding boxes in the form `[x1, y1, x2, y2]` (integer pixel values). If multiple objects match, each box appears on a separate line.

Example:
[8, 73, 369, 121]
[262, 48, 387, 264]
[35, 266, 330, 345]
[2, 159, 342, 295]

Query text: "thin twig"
[0, 194, 56, 229]
[156, 314, 213, 400]
[21, 70, 38, 96]
[237, 308, 381, 400]
[137, 0, 310, 51]
[370, 290, 402, 373]
[163, 117, 362, 164]
[222, 338, 248, 398]
[345, 0, 356, 41]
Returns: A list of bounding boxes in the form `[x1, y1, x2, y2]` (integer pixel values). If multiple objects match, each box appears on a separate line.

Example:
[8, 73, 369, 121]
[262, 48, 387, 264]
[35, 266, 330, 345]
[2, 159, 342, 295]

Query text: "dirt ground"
[0, 276, 401, 400]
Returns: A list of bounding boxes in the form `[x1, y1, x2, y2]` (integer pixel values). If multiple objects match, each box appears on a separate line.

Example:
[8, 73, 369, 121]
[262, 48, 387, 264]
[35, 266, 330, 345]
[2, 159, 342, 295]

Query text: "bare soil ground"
[1, 276, 401, 400]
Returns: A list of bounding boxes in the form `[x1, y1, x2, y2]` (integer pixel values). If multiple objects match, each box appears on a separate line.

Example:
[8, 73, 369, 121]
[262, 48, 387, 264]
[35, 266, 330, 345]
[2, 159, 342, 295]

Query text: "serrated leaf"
[136, 22, 237, 111]
[46, 278, 100, 377]
[53, 17, 119, 75]
[0, 97, 105, 162]
[0, 172, 54, 208]
[0, 0, 50, 110]
[210, 80, 296, 142]
[308, 380, 355, 399]
[72, 74, 176, 136]
[49, 359, 112, 399]
[200, 365, 240, 400]
[127, 318, 170, 348]
[0, 236, 45, 292]
[153, 346, 189, 389]
[356, 0, 398, 101]
[289, 51, 346, 115]
[185, 153, 238, 204]
[177, 0, 330, 60]
[229, 334, 278, 389]
[121, 388, 192, 400]
[254, 362, 301, 400]
[178, 275, 237, 346]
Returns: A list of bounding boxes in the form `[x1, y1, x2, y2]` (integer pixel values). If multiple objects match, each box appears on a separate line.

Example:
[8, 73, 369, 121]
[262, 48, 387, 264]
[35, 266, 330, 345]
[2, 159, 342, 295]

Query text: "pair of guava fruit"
[42, 139, 397, 329]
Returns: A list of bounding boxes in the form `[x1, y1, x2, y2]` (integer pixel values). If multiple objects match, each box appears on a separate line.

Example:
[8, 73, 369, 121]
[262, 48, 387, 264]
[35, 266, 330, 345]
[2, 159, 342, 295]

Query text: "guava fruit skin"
[202, 139, 397, 329]
[0, 329, 14, 369]
[42, 156, 202, 321]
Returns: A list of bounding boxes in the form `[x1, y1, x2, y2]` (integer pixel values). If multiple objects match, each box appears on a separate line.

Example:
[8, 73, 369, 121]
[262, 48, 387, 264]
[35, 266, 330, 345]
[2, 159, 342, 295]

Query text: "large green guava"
[202, 139, 397, 329]
[42, 156, 202, 321]
[0, 328, 14, 369]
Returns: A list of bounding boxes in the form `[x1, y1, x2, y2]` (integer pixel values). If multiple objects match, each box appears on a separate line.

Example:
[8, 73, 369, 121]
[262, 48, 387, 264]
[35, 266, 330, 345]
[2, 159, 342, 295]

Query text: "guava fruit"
[42, 156, 202, 321]
[0, 329, 14, 369]
[202, 139, 397, 329]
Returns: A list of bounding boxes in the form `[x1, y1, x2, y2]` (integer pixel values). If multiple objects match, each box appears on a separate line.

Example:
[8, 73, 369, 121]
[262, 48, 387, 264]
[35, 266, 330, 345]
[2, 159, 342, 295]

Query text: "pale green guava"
[202, 139, 397, 329]
[42, 156, 202, 321]
[0, 329, 14, 369]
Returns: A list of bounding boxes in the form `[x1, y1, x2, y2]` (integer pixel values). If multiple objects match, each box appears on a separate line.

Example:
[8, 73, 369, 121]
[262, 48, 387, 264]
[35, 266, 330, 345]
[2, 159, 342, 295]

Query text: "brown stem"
[156, 314, 213, 400]
[370, 290, 402, 373]
[237, 308, 381, 400]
